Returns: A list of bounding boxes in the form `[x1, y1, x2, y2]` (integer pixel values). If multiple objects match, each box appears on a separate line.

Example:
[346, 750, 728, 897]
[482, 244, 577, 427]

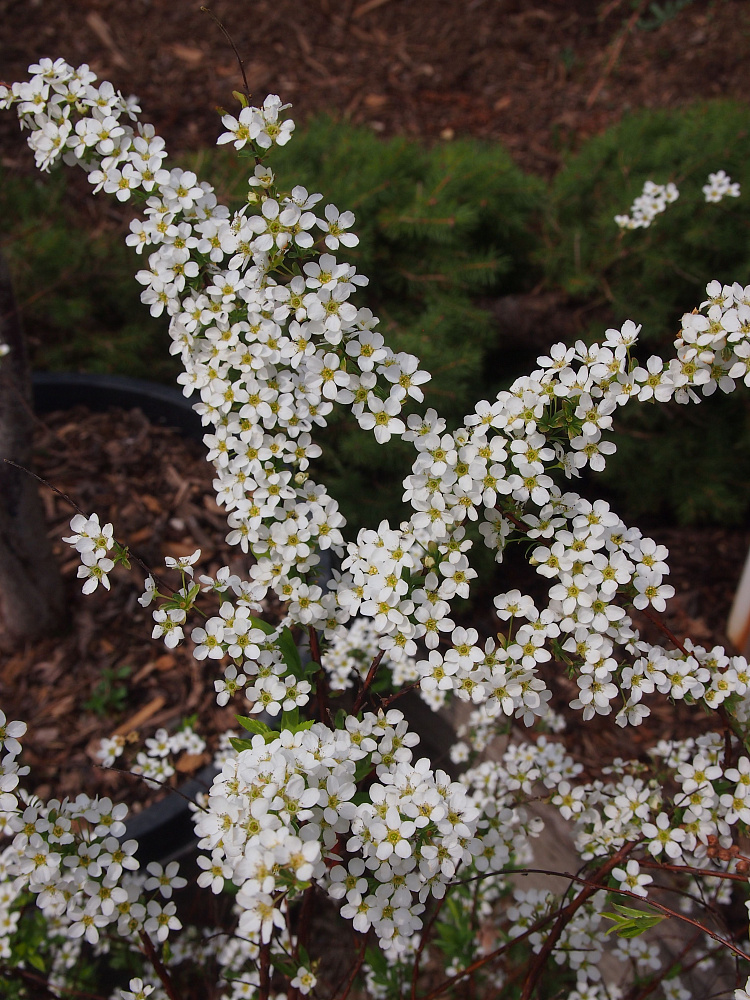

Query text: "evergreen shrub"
[0, 169, 173, 381]
[542, 100, 750, 524]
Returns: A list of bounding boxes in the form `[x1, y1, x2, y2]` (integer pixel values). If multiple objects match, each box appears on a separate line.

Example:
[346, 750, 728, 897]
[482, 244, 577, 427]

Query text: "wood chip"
[352, 0, 392, 19]
[175, 752, 210, 774]
[85, 12, 128, 68]
[169, 43, 204, 65]
[113, 696, 167, 736]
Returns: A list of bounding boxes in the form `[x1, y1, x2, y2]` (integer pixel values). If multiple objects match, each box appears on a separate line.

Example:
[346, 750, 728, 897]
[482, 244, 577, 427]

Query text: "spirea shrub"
[3, 57, 750, 1000]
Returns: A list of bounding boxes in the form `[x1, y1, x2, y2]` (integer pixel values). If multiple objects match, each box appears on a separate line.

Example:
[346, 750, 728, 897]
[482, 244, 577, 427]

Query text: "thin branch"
[463, 862, 750, 967]
[139, 930, 182, 1000]
[411, 891, 449, 999]
[380, 679, 421, 708]
[334, 931, 368, 1000]
[352, 649, 385, 714]
[200, 7, 251, 100]
[519, 843, 636, 1000]
[638, 604, 689, 657]
[101, 761, 210, 812]
[0, 963, 108, 999]
[636, 858, 750, 883]
[625, 931, 704, 1000]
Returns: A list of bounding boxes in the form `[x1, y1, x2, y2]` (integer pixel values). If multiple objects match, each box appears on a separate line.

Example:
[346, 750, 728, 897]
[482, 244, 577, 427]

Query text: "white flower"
[317, 203, 358, 250]
[291, 966, 317, 995]
[641, 812, 686, 859]
[358, 393, 405, 444]
[165, 548, 201, 576]
[144, 860, 187, 899]
[120, 980, 155, 1000]
[77, 551, 115, 594]
[144, 899, 182, 942]
[151, 608, 186, 648]
[611, 859, 653, 898]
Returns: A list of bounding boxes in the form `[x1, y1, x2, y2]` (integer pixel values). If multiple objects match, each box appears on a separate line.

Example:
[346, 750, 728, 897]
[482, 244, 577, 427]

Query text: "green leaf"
[235, 715, 273, 737]
[354, 758, 374, 783]
[271, 956, 298, 978]
[281, 708, 299, 729]
[229, 737, 254, 752]
[602, 902, 665, 938]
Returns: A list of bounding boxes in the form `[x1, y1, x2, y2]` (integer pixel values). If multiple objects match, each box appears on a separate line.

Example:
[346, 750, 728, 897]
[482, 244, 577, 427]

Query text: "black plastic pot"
[33, 371, 458, 864]
[32, 371, 204, 442]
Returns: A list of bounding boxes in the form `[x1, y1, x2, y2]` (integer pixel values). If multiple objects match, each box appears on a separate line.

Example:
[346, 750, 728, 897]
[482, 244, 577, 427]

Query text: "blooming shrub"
[3, 57, 750, 1000]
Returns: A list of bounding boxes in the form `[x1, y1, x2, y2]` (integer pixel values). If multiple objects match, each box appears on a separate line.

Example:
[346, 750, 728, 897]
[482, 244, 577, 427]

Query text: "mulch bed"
[4, 403, 749, 812]
[3, 405, 254, 812]
[1, 0, 748, 178]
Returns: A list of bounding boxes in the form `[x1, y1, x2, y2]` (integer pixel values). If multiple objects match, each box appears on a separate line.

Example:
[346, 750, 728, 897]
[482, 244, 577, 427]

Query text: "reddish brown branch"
[352, 649, 385, 714]
[258, 940, 271, 1000]
[411, 891, 449, 999]
[638, 604, 690, 657]
[519, 842, 636, 1000]
[139, 930, 182, 1000]
[334, 931, 368, 1000]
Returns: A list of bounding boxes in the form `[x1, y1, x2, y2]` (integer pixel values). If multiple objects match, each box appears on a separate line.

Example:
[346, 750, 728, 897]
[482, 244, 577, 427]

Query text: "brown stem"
[636, 858, 750, 883]
[380, 679, 421, 708]
[638, 604, 689, 657]
[494, 502, 529, 533]
[334, 931, 368, 1000]
[416, 893, 566, 1000]
[519, 842, 635, 1000]
[200, 7, 251, 100]
[352, 650, 385, 714]
[308, 625, 329, 722]
[411, 891, 449, 999]
[139, 930, 182, 1000]
[258, 939, 271, 1000]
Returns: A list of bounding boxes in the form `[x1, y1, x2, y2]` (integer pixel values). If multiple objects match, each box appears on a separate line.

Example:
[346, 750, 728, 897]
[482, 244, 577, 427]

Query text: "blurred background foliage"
[2, 100, 750, 530]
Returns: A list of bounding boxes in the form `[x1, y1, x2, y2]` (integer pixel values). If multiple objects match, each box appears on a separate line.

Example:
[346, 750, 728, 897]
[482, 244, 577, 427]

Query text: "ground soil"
[1, 0, 749, 177]
[3, 406, 263, 811]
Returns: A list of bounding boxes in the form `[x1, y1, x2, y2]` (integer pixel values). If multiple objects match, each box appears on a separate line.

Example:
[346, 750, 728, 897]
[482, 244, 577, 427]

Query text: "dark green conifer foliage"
[542, 100, 750, 524]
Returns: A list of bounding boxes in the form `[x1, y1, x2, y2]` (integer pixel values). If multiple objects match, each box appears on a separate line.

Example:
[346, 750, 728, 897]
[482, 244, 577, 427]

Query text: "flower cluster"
[196, 709, 481, 963]
[703, 169, 741, 203]
[615, 171, 741, 229]
[614, 179, 679, 229]
[64, 512, 117, 593]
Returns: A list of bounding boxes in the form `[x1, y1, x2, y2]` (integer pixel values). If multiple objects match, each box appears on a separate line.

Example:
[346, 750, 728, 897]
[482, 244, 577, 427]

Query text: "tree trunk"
[0, 252, 65, 644]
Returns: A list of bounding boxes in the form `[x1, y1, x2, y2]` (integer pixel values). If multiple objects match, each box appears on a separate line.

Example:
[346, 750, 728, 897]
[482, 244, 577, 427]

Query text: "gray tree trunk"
[0, 253, 65, 644]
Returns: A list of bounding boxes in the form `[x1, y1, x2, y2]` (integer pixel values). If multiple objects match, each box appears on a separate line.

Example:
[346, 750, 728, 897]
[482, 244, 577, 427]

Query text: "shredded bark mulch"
[3, 405, 252, 813]
[1, 0, 749, 179]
